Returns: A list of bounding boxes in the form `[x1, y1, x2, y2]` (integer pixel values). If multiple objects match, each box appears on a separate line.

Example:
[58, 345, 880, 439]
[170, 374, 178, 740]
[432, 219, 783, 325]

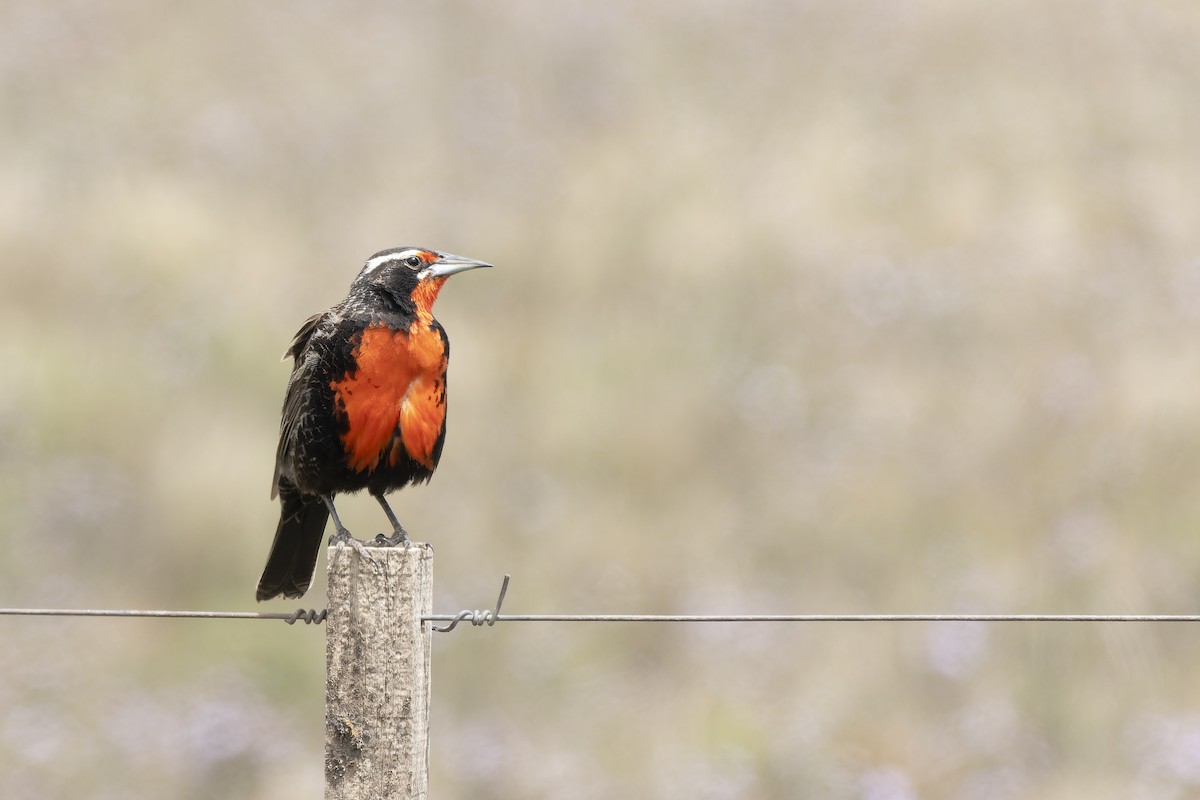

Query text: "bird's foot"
[329, 528, 380, 567]
[328, 526, 354, 546]
[373, 528, 412, 548]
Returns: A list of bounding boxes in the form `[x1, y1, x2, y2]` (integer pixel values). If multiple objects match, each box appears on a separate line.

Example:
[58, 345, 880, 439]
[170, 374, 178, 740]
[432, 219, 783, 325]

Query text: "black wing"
[271, 312, 329, 499]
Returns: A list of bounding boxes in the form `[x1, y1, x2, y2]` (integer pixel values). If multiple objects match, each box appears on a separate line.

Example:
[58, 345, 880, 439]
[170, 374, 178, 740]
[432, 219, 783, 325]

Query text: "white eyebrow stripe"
[363, 248, 423, 274]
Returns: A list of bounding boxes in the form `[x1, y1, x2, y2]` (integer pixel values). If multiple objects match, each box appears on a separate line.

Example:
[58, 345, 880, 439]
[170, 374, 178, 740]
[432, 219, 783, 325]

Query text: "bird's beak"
[422, 253, 493, 280]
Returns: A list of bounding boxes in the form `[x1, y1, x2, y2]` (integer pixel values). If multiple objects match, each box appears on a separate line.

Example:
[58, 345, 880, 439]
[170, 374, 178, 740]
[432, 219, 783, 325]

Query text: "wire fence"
[423, 612, 1200, 629]
[6, 606, 1200, 632]
[6, 580, 1200, 634]
[0, 607, 329, 624]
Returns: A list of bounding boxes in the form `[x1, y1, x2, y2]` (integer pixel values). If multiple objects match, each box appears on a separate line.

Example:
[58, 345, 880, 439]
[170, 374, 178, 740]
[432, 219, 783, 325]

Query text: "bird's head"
[353, 247, 492, 316]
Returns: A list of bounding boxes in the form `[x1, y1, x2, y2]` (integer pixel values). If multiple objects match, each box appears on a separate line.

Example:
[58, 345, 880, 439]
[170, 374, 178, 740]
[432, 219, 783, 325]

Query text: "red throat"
[412, 277, 447, 320]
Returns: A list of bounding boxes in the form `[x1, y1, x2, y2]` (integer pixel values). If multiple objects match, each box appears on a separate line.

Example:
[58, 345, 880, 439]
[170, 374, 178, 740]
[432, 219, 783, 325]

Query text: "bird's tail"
[256, 479, 329, 601]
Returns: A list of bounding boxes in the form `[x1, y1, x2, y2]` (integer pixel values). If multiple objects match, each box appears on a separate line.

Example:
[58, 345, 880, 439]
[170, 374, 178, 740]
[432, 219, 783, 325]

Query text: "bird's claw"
[329, 529, 381, 568]
[373, 530, 412, 548]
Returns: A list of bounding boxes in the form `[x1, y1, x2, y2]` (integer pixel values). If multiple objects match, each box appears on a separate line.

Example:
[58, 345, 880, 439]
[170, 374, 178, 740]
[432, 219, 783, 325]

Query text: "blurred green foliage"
[4, 2, 1200, 798]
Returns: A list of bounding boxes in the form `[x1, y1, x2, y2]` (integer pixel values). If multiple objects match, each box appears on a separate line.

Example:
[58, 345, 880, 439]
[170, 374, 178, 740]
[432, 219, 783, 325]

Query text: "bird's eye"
[405, 256, 422, 268]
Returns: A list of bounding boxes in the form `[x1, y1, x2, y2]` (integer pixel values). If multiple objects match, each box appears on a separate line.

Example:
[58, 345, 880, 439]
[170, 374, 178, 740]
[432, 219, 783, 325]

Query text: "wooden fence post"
[325, 541, 433, 800]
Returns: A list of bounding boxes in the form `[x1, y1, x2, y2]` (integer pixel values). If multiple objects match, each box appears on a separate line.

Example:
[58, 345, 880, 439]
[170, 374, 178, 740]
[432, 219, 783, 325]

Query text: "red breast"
[332, 319, 447, 472]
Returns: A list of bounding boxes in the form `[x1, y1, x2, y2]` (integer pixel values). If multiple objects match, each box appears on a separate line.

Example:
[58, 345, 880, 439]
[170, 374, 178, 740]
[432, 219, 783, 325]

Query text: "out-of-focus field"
[4, 2, 1200, 798]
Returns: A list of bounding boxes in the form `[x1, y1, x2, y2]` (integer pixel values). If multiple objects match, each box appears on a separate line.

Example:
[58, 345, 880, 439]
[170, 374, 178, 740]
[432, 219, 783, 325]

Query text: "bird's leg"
[322, 494, 380, 567]
[322, 494, 353, 542]
[373, 493, 411, 547]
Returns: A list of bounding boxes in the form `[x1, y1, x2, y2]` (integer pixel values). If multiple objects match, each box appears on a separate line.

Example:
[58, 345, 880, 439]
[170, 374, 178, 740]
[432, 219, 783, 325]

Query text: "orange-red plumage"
[332, 323, 448, 472]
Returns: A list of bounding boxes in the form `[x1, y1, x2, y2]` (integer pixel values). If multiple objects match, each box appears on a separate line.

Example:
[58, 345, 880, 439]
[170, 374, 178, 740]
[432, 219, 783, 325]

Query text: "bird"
[256, 246, 492, 601]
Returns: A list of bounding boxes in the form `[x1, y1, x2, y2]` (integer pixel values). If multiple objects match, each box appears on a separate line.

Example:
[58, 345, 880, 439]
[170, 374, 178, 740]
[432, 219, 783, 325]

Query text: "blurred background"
[4, 2, 1200, 798]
